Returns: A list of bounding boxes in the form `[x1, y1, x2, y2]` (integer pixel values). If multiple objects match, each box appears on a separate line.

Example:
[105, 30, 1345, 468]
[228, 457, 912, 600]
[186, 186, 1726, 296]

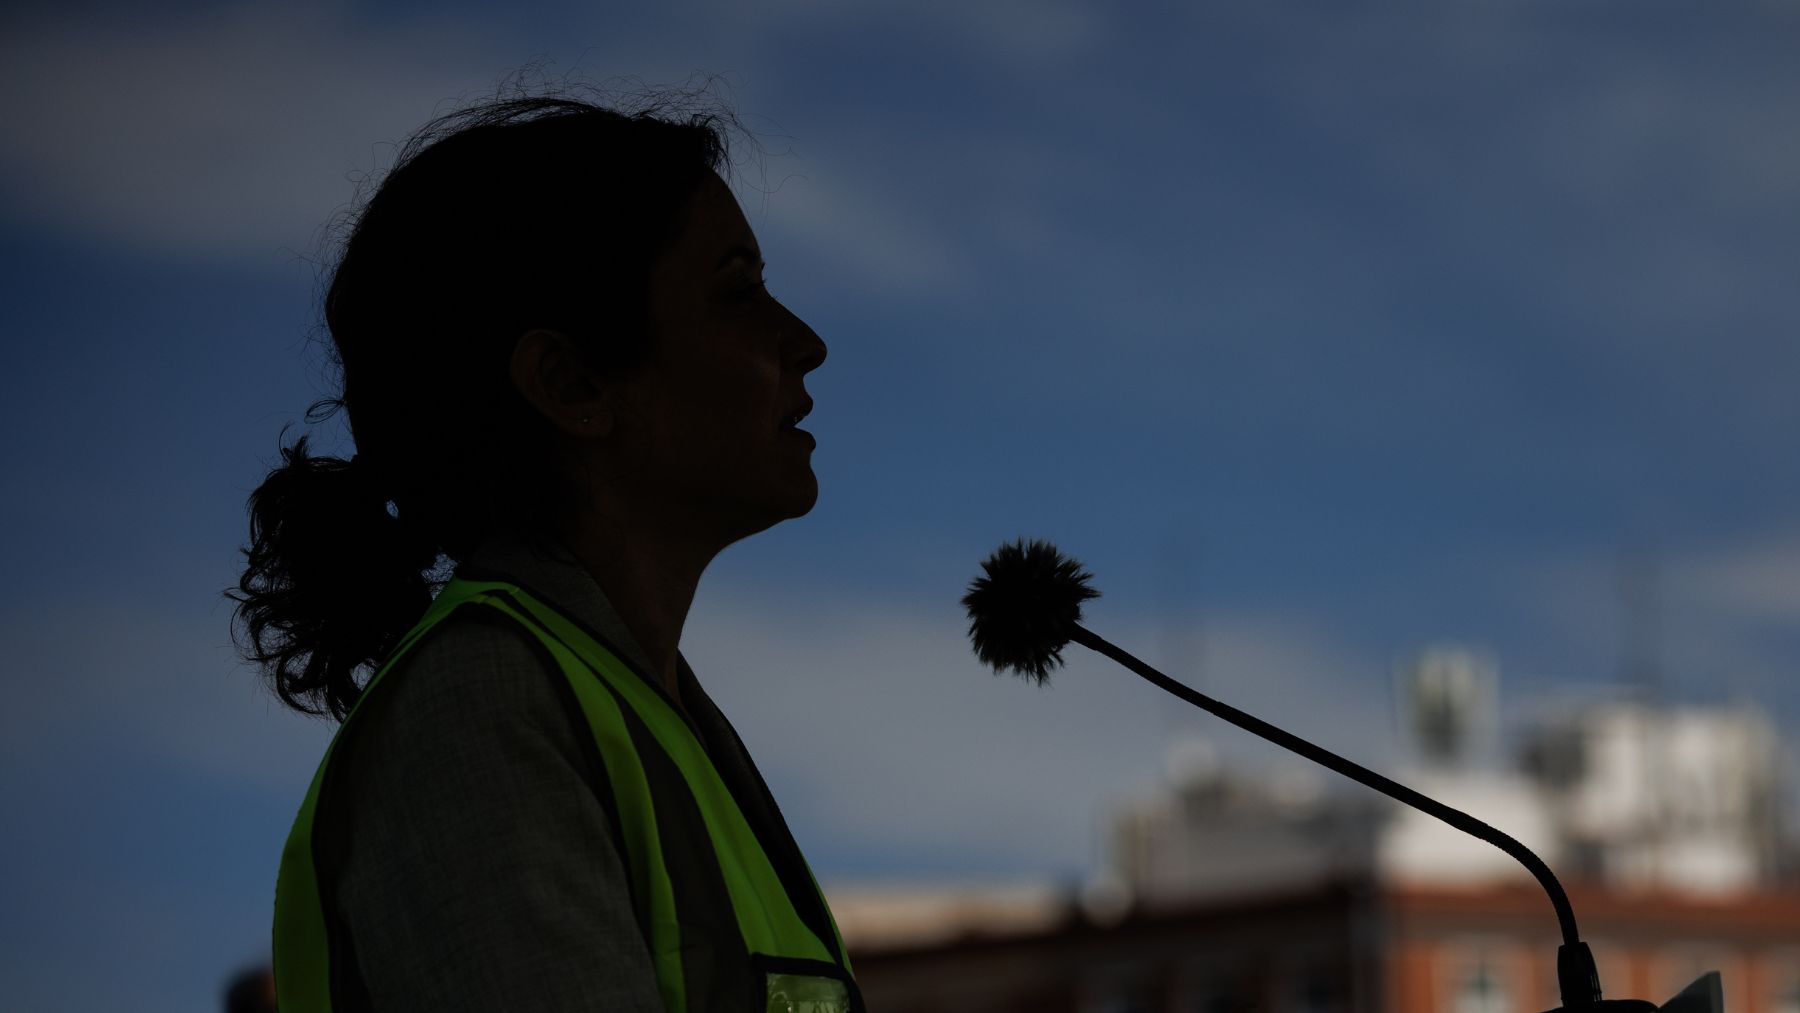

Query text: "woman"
[230, 94, 854, 1012]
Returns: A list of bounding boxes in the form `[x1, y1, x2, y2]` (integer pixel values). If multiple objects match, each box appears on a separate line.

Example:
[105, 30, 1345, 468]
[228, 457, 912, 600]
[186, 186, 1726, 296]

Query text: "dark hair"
[229, 90, 731, 721]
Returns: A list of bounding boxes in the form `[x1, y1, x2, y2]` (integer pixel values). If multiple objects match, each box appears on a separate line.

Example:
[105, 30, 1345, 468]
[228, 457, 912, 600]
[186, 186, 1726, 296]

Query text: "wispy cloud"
[703, 0, 1107, 66]
[1241, 4, 1800, 339]
[906, 0, 1106, 64]
[1681, 528, 1800, 628]
[0, 2, 990, 303]
[687, 582, 1388, 876]
[2, 569, 1383, 880]
[0, 592, 333, 793]
[1509, 530, 1800, 712]
[0, 4, 497, 263]
[749, 167, 975, 296]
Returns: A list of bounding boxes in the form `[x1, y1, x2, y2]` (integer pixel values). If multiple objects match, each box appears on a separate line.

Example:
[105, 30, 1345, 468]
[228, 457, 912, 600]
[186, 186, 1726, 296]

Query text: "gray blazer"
[312, 532, 812, 1012]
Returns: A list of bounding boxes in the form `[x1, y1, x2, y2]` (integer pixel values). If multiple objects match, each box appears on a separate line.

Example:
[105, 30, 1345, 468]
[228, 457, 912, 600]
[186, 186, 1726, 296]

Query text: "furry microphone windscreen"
[962, 539, 1101, 685]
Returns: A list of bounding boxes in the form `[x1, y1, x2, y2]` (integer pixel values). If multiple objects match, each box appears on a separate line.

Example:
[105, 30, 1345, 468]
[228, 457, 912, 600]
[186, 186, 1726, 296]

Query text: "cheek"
[651, 316, 785, 441]
[673, 359, 776, 445]
[703, 332, 784, 415]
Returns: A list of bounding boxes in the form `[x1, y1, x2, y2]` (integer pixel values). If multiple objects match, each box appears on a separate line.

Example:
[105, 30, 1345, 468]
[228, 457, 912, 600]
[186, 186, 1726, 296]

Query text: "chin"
[726, 480, 818, 542]
[778, 481, 820, 520]
[798, 471, 820, 506]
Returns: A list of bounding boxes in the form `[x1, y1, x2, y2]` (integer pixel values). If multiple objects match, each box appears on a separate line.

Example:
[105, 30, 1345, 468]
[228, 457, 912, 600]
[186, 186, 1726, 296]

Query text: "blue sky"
[5, 2, 1800, 1009]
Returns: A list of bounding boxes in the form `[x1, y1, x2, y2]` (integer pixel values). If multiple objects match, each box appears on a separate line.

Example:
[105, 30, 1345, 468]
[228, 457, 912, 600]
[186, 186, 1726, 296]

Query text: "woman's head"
[232, 91, 770, 720]
[510, 170, 828, 554]
[330, 96, 731, 554]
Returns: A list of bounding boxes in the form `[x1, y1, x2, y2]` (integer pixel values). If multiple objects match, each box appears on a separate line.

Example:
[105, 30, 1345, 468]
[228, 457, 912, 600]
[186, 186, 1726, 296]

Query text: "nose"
[782, 303, 827, 375]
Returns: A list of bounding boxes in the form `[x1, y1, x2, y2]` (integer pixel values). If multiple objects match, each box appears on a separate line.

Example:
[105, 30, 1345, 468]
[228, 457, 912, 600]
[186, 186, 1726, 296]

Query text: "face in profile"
[611, 171, 829, 546]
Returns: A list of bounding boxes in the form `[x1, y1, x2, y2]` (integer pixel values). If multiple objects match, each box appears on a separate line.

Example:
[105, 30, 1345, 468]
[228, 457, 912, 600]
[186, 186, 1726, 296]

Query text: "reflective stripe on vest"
[273, 577, 856, 1012]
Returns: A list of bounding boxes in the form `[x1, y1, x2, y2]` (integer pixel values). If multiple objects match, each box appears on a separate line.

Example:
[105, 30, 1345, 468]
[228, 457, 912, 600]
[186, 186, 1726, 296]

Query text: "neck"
[558, 512, 720, 699]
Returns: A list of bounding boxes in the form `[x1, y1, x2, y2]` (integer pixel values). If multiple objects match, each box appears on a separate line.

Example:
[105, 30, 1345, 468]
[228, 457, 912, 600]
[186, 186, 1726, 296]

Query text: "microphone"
[963, 539, 1716, 1013]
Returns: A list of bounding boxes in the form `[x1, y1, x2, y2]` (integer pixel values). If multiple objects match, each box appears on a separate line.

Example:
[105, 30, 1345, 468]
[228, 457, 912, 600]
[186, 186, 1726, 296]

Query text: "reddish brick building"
[847, 879, 1800, 1013]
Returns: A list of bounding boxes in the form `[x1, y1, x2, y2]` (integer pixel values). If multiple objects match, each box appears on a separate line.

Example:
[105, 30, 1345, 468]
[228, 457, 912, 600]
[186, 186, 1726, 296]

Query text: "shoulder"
[316, 604, 661, 1011]
[318, 603, 608, 855]
[380, 603, 555, 712]
[359, 603, 577, 761]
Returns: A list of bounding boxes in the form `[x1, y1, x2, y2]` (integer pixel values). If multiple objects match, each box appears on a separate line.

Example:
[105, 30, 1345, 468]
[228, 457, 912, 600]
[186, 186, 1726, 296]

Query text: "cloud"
[0, 4, 496, 264]
[1256, 5, 1800, 327]
[706, 0, 1106, 66]
[1520, 530, 1800, 645]
[912, 0, 1106, 64]
[0, 591, 334, 794]
[685, 581, 1390, 877]
[1507, 531, 1800, 716]
[1681, 529, 1800, 627]
[747, 167, 974, 297]
[0, 2, 988, 303]
[0, 565, 1385, 882]
[1106, 4, 1800, 393]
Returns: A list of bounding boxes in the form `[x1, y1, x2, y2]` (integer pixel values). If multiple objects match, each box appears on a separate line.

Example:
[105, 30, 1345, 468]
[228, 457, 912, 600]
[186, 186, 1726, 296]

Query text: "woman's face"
[612, 171, 828, 546]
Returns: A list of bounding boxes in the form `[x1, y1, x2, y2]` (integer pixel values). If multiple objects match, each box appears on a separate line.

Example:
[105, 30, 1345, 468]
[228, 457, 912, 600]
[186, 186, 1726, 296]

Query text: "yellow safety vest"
[273, 577, 859, 1012]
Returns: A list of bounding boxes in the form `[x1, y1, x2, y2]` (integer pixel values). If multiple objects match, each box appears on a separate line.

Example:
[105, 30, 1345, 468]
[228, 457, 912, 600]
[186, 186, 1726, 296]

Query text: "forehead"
[666, 173, 757, 265]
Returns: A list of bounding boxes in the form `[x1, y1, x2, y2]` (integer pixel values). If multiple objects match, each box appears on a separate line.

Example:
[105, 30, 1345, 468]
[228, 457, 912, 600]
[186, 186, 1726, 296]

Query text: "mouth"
[781, 399, 814, 431]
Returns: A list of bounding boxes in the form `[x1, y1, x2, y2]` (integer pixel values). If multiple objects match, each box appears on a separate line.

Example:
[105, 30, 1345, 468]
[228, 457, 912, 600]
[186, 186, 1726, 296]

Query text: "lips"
[780, 398, 814, 430]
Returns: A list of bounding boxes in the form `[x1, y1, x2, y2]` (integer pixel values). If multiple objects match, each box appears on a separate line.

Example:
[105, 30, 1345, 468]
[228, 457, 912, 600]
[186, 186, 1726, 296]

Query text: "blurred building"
[1520, 699, 1785, 895]
[843, 648, 1800, 1012]
[847, 880, 1800, 1013]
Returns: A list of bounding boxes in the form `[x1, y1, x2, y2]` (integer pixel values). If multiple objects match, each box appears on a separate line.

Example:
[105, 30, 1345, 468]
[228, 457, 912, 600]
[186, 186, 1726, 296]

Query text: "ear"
[509, 328, 614, 438]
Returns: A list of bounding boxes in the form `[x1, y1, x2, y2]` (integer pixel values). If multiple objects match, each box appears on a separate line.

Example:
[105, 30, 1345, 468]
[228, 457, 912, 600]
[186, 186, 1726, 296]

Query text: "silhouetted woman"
[230, 94, 855, 1012]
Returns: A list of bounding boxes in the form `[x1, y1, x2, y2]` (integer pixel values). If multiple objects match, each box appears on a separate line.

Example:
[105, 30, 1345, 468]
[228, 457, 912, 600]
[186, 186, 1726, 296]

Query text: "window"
[1440, 944, 1517, 1013]
[1451, 957, 1511, 1013]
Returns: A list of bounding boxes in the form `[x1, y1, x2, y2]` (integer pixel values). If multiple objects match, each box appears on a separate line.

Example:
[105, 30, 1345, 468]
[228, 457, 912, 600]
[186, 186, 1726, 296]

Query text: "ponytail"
[229, 433, 442, 721]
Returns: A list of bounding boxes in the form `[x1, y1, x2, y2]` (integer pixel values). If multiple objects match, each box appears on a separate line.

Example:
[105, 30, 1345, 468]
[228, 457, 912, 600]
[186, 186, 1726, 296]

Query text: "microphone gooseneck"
[964, 539, 1628, 1011]
[1063, 625, 1581, 944]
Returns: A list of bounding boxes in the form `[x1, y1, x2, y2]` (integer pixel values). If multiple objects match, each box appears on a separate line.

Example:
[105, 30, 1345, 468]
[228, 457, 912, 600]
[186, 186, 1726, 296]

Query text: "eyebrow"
[714, 243, 764, 272]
